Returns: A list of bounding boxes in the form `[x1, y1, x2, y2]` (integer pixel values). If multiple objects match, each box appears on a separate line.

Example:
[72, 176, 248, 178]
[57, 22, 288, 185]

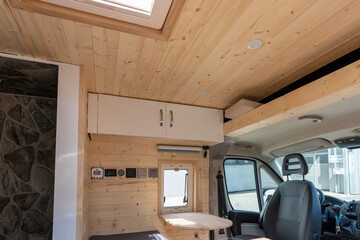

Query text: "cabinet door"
[166, 103, 224, 142]
[98, 94, 166, 138]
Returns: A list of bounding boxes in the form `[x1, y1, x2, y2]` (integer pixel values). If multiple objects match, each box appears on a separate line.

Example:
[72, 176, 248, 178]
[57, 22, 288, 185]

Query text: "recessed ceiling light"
[198, 90, 208, 95]
[298, 116, 323, 123]
[248, 39, 263, 50]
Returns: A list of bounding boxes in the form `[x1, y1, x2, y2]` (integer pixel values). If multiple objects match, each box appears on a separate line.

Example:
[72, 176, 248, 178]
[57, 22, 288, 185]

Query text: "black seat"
[234, 153, 322, 240]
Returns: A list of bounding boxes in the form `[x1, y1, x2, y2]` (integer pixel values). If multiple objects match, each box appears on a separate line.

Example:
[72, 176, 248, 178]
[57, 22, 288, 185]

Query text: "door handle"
[160, 109, 163, 127]
[170, 110, 173, 128]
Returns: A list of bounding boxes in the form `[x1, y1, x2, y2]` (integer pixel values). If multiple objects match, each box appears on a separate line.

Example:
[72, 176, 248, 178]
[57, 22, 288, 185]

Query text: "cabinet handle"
[160, 109, 163, 127]
[170, 110, 174, 128]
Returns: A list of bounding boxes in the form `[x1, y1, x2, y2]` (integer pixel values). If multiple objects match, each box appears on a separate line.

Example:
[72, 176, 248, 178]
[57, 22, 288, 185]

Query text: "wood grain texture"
[77, 68, 90, 240]
[153, 216, 209, 240]
[88, 135, 209, 237]
[9, 0, 185, 40]
[160, 212, 232, 230]
[1, 0, 360, 109]
[224, 59, 360, 137]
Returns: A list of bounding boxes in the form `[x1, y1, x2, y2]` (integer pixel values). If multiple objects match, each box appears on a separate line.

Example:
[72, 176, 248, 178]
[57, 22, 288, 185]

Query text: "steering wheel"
[316, 188, 325, 205]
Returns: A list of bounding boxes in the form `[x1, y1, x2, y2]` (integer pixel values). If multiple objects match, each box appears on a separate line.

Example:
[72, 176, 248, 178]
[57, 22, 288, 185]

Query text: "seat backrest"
[262, 154, 322, 240]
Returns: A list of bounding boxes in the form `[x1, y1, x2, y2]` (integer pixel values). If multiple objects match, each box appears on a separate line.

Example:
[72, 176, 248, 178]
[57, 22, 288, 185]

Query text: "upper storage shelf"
[88, 93, 224, 144]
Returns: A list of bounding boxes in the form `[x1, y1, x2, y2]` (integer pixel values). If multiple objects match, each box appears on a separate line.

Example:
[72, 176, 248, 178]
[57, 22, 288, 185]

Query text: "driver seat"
[234, 153, 322, 240]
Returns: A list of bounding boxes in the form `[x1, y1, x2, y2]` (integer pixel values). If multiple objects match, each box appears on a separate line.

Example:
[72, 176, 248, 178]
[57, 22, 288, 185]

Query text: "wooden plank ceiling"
[1, 0, 360, 109]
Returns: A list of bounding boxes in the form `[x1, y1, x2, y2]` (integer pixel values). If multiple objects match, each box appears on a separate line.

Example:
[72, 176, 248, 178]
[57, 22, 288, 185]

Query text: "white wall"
[0, 53, 80, 240]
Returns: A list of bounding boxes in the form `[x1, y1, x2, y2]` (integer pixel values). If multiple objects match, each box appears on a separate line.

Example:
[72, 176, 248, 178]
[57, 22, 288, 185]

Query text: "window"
[160, 163, 193, 213]
[224, 159, 259, 212]
[260, 168, 278, 202]
[274, 147, 360, 201]
[164, 169, 188, 207]
[39, 0, 173, 29]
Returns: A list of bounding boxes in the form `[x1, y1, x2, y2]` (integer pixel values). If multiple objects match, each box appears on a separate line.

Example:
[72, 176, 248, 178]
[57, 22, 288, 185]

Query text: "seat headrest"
[282, 153, 309, 176]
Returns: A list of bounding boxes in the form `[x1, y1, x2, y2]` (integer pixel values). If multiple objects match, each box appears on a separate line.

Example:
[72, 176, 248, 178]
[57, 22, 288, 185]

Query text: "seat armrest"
[240, 223, 265, 237]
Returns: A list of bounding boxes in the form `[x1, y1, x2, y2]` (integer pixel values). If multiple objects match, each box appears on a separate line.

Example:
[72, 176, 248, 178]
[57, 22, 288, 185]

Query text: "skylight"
[80, 0, 155, 16]
[40, 0, 173, 29]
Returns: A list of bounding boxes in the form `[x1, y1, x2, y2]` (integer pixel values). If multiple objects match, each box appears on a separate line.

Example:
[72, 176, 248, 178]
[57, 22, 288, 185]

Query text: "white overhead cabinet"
[98, 94, 166, 138]
[165, 103, 223, 142]
[88, 93, 224, 143]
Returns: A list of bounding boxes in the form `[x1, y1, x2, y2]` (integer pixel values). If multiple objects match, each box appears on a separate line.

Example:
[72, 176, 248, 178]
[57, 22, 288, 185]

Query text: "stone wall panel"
[0, 92, 56, 239]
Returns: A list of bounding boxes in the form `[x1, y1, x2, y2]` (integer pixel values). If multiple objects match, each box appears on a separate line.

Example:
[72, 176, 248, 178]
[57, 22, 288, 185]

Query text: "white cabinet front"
[98, 94, 166, 138]
[166, 103, 223, 142]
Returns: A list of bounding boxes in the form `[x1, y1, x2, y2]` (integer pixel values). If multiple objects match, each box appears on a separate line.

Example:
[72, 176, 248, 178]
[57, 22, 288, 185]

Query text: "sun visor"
[271, 138, 334, 157]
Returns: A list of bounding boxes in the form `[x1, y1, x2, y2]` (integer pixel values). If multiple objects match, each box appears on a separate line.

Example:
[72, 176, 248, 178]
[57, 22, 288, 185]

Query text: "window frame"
[160, 162, 194, 213]
[10, 0, 185, 40]
[223, 158, 261, 212]
[223, 156, 283, 212]
[258, 165, 281, 205]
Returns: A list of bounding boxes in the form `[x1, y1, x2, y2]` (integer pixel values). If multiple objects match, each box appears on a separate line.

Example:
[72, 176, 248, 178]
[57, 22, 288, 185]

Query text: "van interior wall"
[77, 69, 90, 240]
[209, 140, 233, 216]
[87, 135, 209, 237]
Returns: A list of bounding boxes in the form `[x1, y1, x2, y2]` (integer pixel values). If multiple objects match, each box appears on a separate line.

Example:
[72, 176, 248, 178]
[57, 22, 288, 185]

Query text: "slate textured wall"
[0, 92, 56, 239]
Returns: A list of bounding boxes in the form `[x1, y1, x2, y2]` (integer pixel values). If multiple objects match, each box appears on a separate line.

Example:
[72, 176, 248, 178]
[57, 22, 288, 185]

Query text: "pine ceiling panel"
[1, 0, 360, 109]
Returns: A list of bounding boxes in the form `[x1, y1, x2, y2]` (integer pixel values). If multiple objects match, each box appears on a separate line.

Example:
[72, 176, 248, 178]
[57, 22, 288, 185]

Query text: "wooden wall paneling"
[92, 26, 119, 94]
[171, 0, 305, 106]
[90, 216, 155, 235]
[90, 191, 157, 205]
[253, 2, 360, 98]
[9, 7, 48, 58]
[128, 38, 168, 98]
[197, 152, 209, 213]
[40, 15, 72, 62]
[161, 0, 262, 102]
[261, 31, 360, 101]
[140, 0, 216, 100]
[77, 67, 90, 240]
[83, 136, 90, 240]
[171, 0, 359, 108]
[149, 0, 225, 101]
[9, 0, 186, 41]
[2, 0, 360, 110]
[69, 21, 96, 91]
[61, 19, 81, 64]
[112, 33, 145, 95]
[0, 1, 29, 54]
[197, 0, 360, 108]
[224, 59, 360, 137]
[27, 12, 58, 60]
[88, 136, 210, 238]
[5, 4, 40, 57]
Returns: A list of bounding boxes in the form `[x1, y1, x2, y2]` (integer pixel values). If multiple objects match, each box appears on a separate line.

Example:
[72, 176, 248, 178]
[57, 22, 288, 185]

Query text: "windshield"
[274, 147, 360, 201]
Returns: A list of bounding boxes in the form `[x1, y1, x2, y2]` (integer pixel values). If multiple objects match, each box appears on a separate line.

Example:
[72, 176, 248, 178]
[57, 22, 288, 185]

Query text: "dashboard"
[323, 200, 360, 240]
[339, 201, 360, 237]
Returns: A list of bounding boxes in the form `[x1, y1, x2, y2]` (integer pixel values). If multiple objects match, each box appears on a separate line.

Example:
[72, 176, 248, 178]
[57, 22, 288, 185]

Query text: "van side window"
[160, 163, 194, 213]
[260, 168, 278, 203]
[224, 159, 259, 212]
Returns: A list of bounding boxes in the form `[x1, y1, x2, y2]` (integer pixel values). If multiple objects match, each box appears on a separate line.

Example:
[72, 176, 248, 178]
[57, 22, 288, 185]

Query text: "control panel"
[91, 167, 158, 179]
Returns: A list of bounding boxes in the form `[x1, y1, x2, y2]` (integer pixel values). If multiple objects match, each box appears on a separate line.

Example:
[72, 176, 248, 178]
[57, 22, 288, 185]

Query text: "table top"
[160, 212, 233, 230]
